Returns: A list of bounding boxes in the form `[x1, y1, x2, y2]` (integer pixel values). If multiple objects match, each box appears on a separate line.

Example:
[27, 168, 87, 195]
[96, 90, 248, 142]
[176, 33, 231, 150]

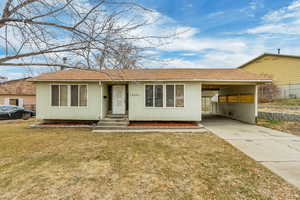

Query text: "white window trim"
[49, 84, 88, 108]
[144, 84, 185, 108]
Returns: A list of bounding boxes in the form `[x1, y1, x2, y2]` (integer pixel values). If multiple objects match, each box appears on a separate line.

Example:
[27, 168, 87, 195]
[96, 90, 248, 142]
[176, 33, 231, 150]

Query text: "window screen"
[59, 85, 68, 106]
[166, 85, 175, 107]
[51, 85, 59, 106]
[79, 85, 87, 106]
[155, 85, 163, 107]
[71, 85, 79, 106]
[175, 85, 184, 107]
[145, 85, 154, 107]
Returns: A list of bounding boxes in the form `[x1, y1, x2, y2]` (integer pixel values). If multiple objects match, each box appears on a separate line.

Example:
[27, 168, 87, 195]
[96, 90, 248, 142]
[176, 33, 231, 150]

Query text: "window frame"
[144, 83, 185, 108]
[9, 98, 19, 106]
[145, 85, 154, 107]
[49, 84, 88, 108]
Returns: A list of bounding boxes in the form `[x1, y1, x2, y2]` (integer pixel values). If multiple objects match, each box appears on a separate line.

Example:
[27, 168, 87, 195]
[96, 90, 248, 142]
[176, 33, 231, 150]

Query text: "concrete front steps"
[95, 114, 206, 132]
[96, 115, 129, 130]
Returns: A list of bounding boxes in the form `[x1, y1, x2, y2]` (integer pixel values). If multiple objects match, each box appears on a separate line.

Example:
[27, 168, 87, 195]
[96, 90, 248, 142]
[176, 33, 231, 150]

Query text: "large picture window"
[51, 85, 87, 107]
[145, 84, 184, 108]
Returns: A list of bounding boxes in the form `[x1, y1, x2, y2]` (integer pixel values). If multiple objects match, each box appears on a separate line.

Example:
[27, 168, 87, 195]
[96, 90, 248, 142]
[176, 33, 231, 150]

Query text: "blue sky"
[138, 0, 300, 68]
[1, 0, 300, 79]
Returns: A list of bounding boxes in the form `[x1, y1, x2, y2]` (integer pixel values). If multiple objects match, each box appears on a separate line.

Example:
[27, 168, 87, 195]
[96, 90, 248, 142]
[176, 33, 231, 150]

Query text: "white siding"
[217, 85, 256, 124]
[128, 82, 202, 121]
[36, 82, 102, 120]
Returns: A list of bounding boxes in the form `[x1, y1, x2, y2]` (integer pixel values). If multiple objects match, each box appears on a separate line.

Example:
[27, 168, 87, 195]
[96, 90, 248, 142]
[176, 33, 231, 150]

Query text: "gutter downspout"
[99, 81, 103, 120]
[255, 85, 258, 123]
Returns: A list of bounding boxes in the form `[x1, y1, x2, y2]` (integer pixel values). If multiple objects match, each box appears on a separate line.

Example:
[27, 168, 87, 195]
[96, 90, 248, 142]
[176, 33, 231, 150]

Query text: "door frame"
[110, 84, 128, 115]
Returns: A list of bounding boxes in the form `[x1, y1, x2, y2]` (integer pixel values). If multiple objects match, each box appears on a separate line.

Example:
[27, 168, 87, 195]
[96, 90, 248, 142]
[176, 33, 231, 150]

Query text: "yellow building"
[239, 53, 300, 98]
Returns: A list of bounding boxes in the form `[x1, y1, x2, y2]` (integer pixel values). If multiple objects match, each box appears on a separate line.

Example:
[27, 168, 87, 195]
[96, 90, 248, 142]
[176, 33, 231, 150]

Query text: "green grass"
[0, 120, 299, 200]
[260, 118, 282, 125]
[264, 98, 300, 106]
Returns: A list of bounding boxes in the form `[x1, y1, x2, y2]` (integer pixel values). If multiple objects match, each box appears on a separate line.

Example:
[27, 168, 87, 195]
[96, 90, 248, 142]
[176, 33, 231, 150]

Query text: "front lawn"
[0, 121, 299, 199]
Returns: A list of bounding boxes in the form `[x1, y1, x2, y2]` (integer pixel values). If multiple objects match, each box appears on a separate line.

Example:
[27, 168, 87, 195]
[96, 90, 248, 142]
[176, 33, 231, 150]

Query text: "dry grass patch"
[257, 118, 300, 137]
[0, 121, 299, 200]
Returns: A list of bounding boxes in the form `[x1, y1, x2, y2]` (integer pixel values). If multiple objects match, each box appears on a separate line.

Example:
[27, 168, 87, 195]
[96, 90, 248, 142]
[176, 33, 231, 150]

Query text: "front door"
[112, 85, 126, 114]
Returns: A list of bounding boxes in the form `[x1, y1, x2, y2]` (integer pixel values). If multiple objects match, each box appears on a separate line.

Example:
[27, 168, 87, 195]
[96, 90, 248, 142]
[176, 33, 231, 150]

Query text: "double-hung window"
[51, 85, 67, 106]
[70, 85, 87, 107]
[145, 84, 184, 108]
[51, 85, 87, 107]
[145, 85, 163, 107]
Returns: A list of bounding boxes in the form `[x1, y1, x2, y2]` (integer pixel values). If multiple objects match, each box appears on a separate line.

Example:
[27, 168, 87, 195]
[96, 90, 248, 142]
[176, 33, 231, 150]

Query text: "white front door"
[112, 85, 126, 114]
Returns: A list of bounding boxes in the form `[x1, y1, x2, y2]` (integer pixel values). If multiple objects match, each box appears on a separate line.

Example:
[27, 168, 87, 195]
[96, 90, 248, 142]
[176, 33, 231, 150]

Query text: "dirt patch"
[41, 121, 95, 126]
[0, 118, 37, 124]
[0, 121, 299, 199]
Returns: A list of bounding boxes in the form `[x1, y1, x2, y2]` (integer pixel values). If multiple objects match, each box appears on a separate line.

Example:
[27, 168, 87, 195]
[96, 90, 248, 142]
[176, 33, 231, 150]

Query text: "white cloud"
[249, 0, 264, 10]
[247, 0, 300, 34]
[160, 37, 247, 53]
[181, 53, 197, 57]
[207, 11, 225, 18]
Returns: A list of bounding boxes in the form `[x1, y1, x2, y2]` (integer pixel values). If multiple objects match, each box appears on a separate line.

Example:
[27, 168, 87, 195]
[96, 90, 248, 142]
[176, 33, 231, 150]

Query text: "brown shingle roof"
[0, 78, 35, 95]
[29, 68, 272, 82]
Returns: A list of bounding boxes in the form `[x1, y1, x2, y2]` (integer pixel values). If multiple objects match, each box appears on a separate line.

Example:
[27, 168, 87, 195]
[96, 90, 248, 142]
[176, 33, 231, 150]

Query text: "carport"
[202, 83, 258, 124]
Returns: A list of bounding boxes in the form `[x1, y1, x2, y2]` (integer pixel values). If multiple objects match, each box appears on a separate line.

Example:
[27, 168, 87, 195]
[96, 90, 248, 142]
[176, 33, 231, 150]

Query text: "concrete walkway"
[202, 115, 300, 189]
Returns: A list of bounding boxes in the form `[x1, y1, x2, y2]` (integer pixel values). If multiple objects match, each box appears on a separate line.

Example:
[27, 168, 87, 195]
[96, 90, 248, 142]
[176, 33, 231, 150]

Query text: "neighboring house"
[239, 53, 300, 99]
[0, 78, 36, 110]
[29, 68, 271, 124]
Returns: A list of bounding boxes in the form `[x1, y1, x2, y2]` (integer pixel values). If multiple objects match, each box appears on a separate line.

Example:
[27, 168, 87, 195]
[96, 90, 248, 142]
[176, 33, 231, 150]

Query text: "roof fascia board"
[30, 79, 272, 83]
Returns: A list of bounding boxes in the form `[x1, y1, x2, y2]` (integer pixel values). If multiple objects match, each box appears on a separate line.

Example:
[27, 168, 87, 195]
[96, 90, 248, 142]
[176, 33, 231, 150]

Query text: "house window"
[145, 85, 154, 107]
[51, 85, 87, 107]
[145, 85, 163, 107]
[175, 85, 184, 107]
[59, 85, 68, 106]
[9, 99, 19, 106]
[71, 85, 79, 106]
[51, 85, 59, 106]
[145, 84, 184, 108]
[79, 85, 87, 106]
[166, 85, 175, 107]
[154, 85, 163, 107]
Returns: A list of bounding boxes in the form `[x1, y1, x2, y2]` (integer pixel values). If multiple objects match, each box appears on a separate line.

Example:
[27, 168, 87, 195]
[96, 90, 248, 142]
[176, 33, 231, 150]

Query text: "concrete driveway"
[202, 115, 300, 189]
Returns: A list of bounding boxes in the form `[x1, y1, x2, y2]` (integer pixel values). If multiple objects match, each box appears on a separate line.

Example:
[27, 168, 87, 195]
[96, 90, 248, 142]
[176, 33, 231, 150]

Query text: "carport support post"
[255, 85, 258, 122]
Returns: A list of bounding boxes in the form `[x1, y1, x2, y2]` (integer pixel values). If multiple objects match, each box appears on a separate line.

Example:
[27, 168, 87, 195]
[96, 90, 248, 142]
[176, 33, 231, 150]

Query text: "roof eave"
[29, 79, 272, 83]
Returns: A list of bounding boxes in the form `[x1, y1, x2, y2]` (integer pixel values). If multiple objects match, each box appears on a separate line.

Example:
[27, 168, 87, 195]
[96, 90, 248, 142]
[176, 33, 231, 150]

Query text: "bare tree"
[259, 83, 281, 103]
[0, 0, 170, 70]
